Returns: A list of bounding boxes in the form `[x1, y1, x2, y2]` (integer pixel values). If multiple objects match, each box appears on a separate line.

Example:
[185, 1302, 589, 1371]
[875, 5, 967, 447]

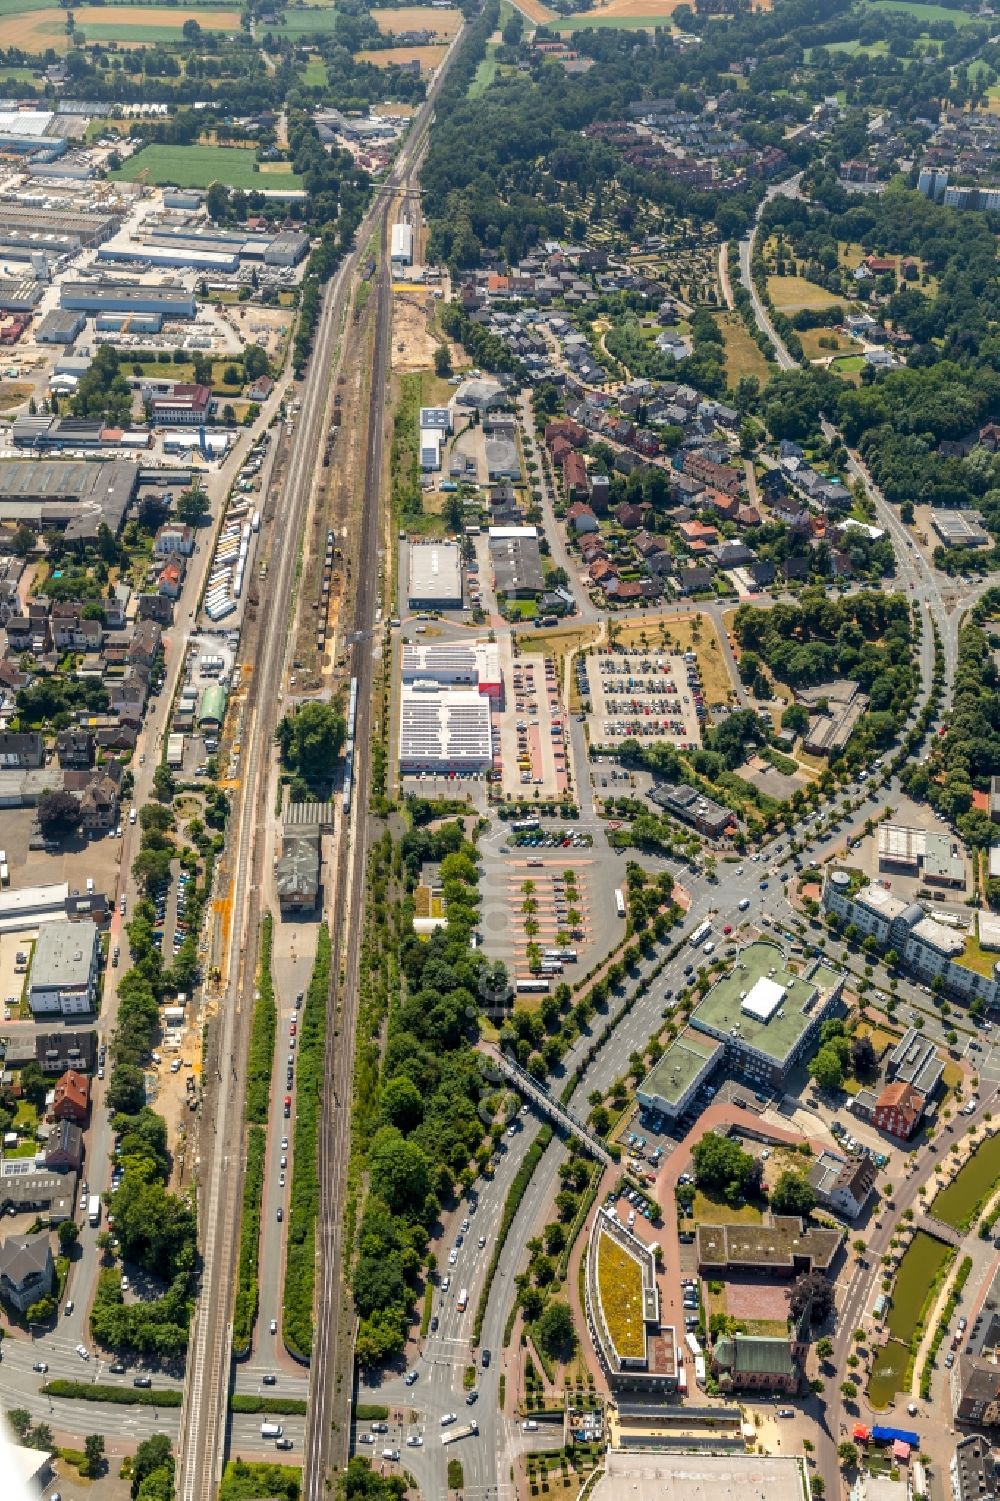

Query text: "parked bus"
[614, 889, 626, 918]
[512, 818, 540, 832]
[516, 978, 550, 994]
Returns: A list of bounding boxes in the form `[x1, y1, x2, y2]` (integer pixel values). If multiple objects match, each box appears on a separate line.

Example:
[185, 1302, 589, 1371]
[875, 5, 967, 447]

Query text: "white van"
[260, 1423, 283, 1439]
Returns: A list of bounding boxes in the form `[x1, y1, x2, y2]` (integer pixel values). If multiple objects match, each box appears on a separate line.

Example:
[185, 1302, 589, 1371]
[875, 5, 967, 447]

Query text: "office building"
[585, 1209, 678, 1393]
[636, 1026, 724, 1121]
[951, 1435, 994, 1501]
[697, 1216, 840, 1278]
[649, 781, 734, 837]
[401, 640, 501, 696]
[27, 918, 99, 1015]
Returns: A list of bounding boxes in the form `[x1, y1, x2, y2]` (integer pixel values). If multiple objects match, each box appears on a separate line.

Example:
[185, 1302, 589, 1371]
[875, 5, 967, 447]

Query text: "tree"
[788, 1270, 834, 1324]
[6, 1408, 30, 1439]
[838, 1442, 859, 1469]
[58, 1218, 80, 1250]
[106, 1064, 146, 1116]
[691, 1131, 757, 1196]
[11, 523, 33, 557]
[434, 344, 452, 378]
[25, 1295, 56, 1323]
[181, 16, 201, 40]
[535, 1299, 575, 1359]
[18, 1061, 47, 1111]
[36, 789, 81, 837]
[808, 1045, 844, 1093]
[243, 344, 269, 381]
[815, 1336, 834, 1359]
[840, 1380, 858, 1400]
[850, 1035, 877, 1078]
[276, 700, 347, 785]
[153, 764, 175, 802]
[770, 1169, 817, 1218]
[84, 1433, 105, 1478]
[175, 487, 209, 527]
[131, 1436, 174, 1500]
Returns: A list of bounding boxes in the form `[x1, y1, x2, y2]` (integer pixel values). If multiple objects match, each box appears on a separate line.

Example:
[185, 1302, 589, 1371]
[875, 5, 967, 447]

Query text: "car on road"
[405, 1369, 419, 1386]
[406, 1435, 423, 1447]
[760, 881, 768, 890]
[466, 1390, 478, 1404]
[358, 1433, 374, 1445]
[777, 1409, 794, 1418]
[430, 1315, 439, 1332]
[441, 1275, 451, 1291]
[275, 1438, 293, 1451]
[381, 1449, 400, 1462]
[32, 1361, 47, 1373]
[945, 1353, 955, 1368]
[109, 1361, 126, 1374]
[276, 1207, 283, 1222]
[723, 925, 732, 935]
[75, 1344, 89, 1359]
[262, 1374, 277, 1385]
[133, 1376, 151, 1389]
[481, 1348, 491, 1367]
[441, 1413, 457, 1426]
[270, 1319, 277, 1334]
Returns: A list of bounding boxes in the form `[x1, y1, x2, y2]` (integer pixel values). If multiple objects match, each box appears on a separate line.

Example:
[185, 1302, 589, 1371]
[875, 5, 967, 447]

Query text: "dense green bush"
[246, 914, 277, 1125]
[43, 1380, 182, 1407]
[283, 923, 331, 1357]
[233, 1126, 266, 1353]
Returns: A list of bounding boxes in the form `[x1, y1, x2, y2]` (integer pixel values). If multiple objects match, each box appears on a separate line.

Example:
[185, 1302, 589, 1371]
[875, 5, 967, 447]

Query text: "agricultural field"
[551, 0, 685, 28]
[373, 5, 462, 34]
[111, 143, 303, 191]
[270, 6, 341, 31]
[0, 1, 240, 47]
[861, 0, 981, 22]
[509, 0, 557, 22]
[767, 274, 845, 314]
[714, 311, 770, 384]
[356, 42, 448, 67]
[596, 1231, 645, 1360]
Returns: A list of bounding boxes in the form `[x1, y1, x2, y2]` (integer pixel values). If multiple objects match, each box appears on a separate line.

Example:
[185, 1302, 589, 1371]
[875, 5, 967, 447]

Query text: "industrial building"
[27, 918, 100, 1016]
[489, 526, 544, 597]
[398, 685, 493, 773]
[60, 281, 197, 318]
[275, 826, 321, 913]
[95, 312, 163, 335]
[391, 221, 414, 266]
[34, 308, 85, 344]
[0, 278, 42, 312]
[591, 1454, 809, 1501]
[0, 205, 119, 247]
[0, 459, 137, 541]
[931, 510, 990, 549]
[420, 426, 443, 471]
[823, 872, 1000, 1009]
[149, 384, 213, 425]
[264, 230, 309, 266]
[877, 824, 965, 887]
[97, 239, 240, 274]
[407, 540, 463, 609]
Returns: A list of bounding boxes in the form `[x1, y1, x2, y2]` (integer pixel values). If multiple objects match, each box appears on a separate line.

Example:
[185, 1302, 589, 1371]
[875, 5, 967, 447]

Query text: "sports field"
[373, 5, 461, 34]
[111, 143, 303, 191]
[0, 2, 239, 48]
[356, 42, 447, 67]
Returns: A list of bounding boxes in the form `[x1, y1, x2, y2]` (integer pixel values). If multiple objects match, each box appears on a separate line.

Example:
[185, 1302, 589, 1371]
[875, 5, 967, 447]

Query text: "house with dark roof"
[676, 565, 715, 594]
[0, 1233, 54, 1313]
[56, 728, 93, 770]
[45, 1118, 83, 1172]
[0, 731, 43, 768]
[808, 1149, 876, 1220]
[35, 1031, 97, 1074]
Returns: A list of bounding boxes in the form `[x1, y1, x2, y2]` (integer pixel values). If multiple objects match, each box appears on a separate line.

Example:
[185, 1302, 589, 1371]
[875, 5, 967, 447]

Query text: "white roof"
[741, 976, 785, 1023]
[399, 686, 492, 766]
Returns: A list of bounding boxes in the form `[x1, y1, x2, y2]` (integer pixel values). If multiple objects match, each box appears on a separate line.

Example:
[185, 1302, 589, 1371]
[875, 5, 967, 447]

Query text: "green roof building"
[197, 683, 226, 732]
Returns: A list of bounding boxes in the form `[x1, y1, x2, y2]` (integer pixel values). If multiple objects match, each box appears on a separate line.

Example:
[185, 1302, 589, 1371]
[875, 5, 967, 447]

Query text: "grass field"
[111, 143, 302, 191]
[693, 1189, 762, 1225]
[0, 1, 239, 47]
[715, 311, 770, 385]
[830, 354, 865, 375]
[373, 4, 461, 33]
[799, 327, 857, 361]
[767, 274, 845, 314]
[469, 51, 498, 94]
[300, 55, 327, 84]
[861, 0, 980, 21]
[356, 42, 447, 66]
[271, 6, 341, 30]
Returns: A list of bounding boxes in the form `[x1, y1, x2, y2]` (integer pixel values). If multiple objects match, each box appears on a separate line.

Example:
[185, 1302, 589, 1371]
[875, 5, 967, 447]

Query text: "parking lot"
[586, 650, 703, 750]
[504, 858, 593, 981]
[496, 637, 570, 799]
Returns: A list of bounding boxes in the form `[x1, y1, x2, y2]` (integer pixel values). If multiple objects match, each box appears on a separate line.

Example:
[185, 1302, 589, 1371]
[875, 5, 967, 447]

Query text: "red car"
[723, 924, 733, 935]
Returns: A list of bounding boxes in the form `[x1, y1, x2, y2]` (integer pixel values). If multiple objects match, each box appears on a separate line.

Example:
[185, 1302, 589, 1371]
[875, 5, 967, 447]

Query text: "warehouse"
[391, 221, 413, 266]
[407, 540, 463, 609]
[0, 459, 137, 540]
[399, 685, 493, 772]
[34, 308, 85, 344]
[97, 240, 240, 274]
[401, 640, 502, 696]
[264, 230, 309, 266]
[0, 206, 119, 246]
[60, 281, 197, 318]
[420, 427, 442, 471]
[0, 278, 42, 312]
[931, 510, 990, 549]
[95, 312, 163, 335]
[489, 526, 544, 597]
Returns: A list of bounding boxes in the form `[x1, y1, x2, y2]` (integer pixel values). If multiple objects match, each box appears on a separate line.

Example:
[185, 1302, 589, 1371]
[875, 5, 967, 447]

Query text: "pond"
[866, 1230, 953, 1408]
[933, 1133, 1000, 1232]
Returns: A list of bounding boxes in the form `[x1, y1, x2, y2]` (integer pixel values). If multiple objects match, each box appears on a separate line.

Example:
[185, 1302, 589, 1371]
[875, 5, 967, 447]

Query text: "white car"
[448, 1249, 458, 1266]
[75, 1344, 90, 1360]
[440, 1412, 457, 1426]
[406, 1435, 424, 1448]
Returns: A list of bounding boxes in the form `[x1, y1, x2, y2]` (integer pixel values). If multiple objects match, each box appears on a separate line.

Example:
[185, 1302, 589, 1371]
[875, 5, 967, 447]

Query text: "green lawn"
[552, 11, 672, 26]
[111, 144, 303, 192]
[861, 0, 981, 21]
[468, 49, 498, 95]
[301, 55, 327, 84]
[270, 6, 342, 31]
[831, 355, 865, 374]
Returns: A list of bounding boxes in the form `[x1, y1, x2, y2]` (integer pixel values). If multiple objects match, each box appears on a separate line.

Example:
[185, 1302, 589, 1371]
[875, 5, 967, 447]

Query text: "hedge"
[919, 1254, 972, 1399]
[229, 1395, 307, 1415]
[472, 1125, 552, 1346]
[233, 1124, 266, 1354]
[283, 921, 331, 1358]
[355, 1403, 389, 1421]
[246, 913, 277, 1126]
[43, 1380, 182, 1407]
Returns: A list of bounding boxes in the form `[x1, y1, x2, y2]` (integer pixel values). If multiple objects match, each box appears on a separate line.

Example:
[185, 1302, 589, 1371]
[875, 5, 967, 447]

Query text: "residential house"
[566, 502, 599, 534]
[35, 1031, 97, 1074]
[616, 502, 646, 531]
[872, 1081, 925, 1140]
[0, 1234, 54, 1314]
[154, 523, 194, 556]
[247, 373, 274, 403]
[130, 620, 161, 669]
[157, 558, 185, 599]
[0, 731, 43, 768]
[79, 772, 118, 835]
[52, 1069, 90, 1124]
[45, 1119, 83, 1172]
[589, 474, 611, 513]
[56, 729, 93, 770]
[685, 452, 743, 496]
[676, 565, 715, 594]
[563, 451, 590, 501]
[808, 1150, 876, 1220]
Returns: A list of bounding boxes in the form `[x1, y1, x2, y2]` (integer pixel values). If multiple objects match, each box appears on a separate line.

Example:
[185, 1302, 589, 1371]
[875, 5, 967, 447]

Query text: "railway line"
[176, 19, 465, 1496]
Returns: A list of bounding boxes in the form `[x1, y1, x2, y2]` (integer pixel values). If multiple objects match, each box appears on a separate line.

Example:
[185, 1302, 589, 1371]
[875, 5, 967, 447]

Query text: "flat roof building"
[649, 781, 733, 837]
[586, 1209, 678, 1393]
[398, 685, 492, 772]
[60, 281, 196, 318]
[696, 1215, 840, 1276]
[887, 1025, 944, 1098]
[401, 640, 502, 696]
[931, 510, 990, 549]
[391, 221, 413, 265]
[34, 308, 85, 344]
[27, 918, 99, 1016]
[636, 1026, 724, 1120]
[797, 679, 868, 757]
[591, 1453, 808, 1501]
[263, 230, 309, 266]
[0, 459, 138, 542]
[690, 942, 846, 1088]
[877, 824, 965, 887]
[407, 540, 463, 609]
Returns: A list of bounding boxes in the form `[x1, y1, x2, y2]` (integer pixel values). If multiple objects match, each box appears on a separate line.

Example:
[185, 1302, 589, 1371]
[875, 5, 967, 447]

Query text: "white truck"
[87, 1194, 101, 1227]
